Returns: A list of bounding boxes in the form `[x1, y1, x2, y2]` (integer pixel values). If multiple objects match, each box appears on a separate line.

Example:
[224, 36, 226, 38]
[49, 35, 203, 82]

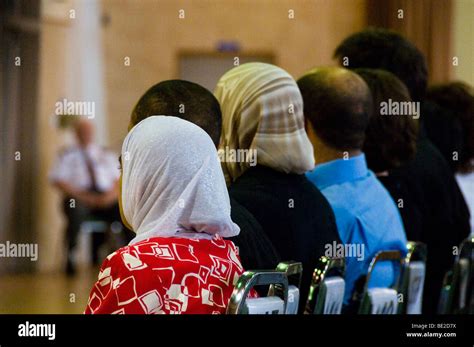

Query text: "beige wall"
[36, 21, 71, 272]
[452, 0, 473, 86]
[102, 0, 368, 149]
[36, 0, 367, 272]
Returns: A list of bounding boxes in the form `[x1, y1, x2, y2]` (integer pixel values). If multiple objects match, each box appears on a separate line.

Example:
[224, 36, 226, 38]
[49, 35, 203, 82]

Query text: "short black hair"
[334, 27, 428, 101]
[355, 68, 419, 173]
[426, 82, 474, 173]
[130, 80, 222, 146]
[297, 67, 372, 151]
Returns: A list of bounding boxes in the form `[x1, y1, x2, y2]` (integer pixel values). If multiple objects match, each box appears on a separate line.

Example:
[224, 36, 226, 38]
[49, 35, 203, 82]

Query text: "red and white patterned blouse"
[85, 235, 245, 314]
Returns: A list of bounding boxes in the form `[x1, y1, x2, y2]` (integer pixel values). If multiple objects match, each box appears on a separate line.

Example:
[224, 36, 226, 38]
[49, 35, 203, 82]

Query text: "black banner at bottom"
[0, 314, 472, 346]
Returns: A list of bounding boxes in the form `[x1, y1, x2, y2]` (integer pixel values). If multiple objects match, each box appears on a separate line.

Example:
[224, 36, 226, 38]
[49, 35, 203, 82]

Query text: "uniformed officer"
[50, 119, 127, 274]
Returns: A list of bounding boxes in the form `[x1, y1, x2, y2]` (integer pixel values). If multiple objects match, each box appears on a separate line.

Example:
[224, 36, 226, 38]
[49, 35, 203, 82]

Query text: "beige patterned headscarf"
[214, 62, 314, 184]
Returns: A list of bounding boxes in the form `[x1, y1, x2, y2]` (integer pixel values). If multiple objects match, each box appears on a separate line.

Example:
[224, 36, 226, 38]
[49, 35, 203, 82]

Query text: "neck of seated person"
[315, 146, 362, 165]
[307, 123, 362, 166]
[312, 137, 362, 166]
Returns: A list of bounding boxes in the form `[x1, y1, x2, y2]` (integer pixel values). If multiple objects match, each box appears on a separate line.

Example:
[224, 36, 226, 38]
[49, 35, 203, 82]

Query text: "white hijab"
[122, 116, 240, 244]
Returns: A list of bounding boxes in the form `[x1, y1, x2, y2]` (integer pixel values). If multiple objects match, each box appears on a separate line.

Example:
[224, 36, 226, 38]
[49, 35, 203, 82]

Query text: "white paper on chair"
[368, 288, 398, 314]
[407, 261, 426, 314]
[322, 277, 345, 314]
[245, 297, 285, 314]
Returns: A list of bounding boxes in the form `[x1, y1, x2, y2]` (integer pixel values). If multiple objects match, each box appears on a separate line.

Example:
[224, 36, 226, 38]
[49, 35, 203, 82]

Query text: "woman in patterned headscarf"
[85, 116, 244, 314]
[215, 63, 341, 312]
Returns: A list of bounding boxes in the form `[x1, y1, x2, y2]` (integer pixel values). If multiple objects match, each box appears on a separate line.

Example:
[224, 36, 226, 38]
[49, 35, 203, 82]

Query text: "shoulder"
[57, 146, 79, 159]
[311, 181, 351, 219]
[301, 175, 334, 202]
[97, 146, 119, 162]
[95, 145, 117, 156]
[98, 146, 115, 155]
[230, 198, 261, 228]
[97, 243, 145, 277]
[98, 246, 127, 270]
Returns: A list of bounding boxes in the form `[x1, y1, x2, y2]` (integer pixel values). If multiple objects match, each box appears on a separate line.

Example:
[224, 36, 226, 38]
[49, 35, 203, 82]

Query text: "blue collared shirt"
[306, 154, 407, 305]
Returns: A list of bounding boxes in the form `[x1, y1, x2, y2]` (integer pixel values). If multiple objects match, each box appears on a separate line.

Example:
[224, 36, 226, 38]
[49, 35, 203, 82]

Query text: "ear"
[305, 119, 317, 143]
[304, 121, 321, 164]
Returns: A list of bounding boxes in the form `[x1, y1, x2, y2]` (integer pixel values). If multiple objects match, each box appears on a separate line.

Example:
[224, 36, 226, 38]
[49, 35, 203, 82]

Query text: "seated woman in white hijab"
[85, 116, 243, 314]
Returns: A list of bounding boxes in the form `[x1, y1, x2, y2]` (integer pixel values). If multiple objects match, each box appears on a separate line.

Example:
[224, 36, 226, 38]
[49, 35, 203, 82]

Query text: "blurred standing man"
[50, 119, 123, 275]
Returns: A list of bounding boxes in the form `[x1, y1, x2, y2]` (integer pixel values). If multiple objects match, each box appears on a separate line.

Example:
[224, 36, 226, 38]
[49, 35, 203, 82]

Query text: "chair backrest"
[226, 271, 289, 314]
[367, 288, 398, 314]
[399, 241, 427, 314]
[270, 261, 303, 314]
[438, 237, 474, 314]
[320, 277, 346, 314]
[304, 256, 345, 314]
[358, 250, 403, 314]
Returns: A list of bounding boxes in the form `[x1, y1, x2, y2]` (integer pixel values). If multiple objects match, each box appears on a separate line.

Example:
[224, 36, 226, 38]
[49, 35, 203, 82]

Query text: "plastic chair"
[438, 236, 474, 314]
[398, 241, 427, 314]
[358, 250, 403, 314]
[270, 261, 303, 314]
[304, 256, 345, 314]
[227, 270, 289, 314]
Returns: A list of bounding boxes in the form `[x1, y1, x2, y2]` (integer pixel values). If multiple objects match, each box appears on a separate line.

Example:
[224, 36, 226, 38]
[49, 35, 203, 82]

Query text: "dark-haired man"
[129, 80, 280, 270]
[297, 67, 407, 310]
[334, 28, 470, 313]
[130, 80, 222, 144]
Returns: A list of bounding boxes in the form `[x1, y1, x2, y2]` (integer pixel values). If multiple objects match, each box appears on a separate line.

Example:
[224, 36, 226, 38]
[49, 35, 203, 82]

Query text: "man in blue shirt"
[297, 67, 407, 307]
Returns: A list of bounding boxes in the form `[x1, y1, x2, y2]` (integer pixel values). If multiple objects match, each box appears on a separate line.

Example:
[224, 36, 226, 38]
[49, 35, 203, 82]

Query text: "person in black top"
[214, 63, 341, 312]
[425, 82, 474, 175]
[335, 29, 471, 313]
[227, 198, 281, 270]
[230, 166, 342, 311]
[129, 79, 280, 270]
[355, 68, 423, 241]
[421, 100, 464, 173]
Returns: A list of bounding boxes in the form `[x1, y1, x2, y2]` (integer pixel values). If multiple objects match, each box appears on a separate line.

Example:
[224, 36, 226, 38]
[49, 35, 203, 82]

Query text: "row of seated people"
[84, 28, 472, 315]
[228, 237, 473, 315]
